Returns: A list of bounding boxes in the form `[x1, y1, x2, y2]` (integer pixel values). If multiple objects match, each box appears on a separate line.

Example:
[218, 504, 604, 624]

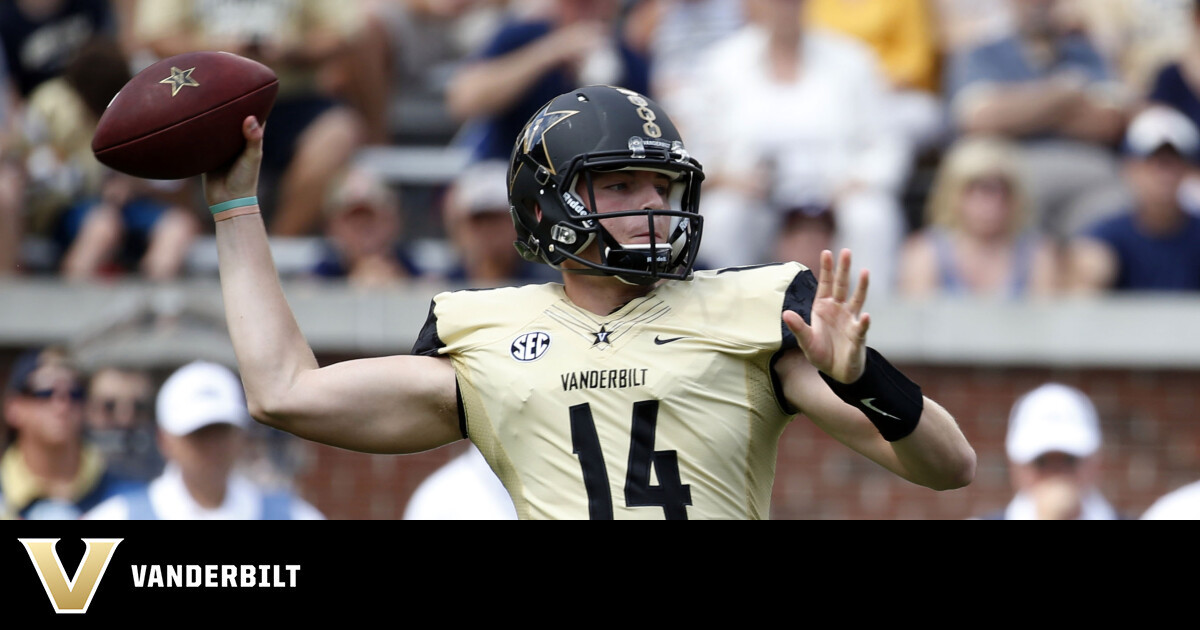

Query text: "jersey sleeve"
[411, 298, 445, 357]
[778, 266, 818, 352]
[772, 264, 818, 415]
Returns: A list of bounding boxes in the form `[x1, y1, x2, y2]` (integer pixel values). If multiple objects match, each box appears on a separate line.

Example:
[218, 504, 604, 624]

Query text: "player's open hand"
[203, 116, 264, 208]
[783, 249, 870, 384]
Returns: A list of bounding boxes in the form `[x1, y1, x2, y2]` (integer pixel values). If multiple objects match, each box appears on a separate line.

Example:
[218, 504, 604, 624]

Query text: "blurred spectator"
[806, 0, 947, 151]
[403, 442, 517, 520]
[1145, 0, 1200, 211]
[442, 159, 558, 286]
[1066, 0, 1194, 96]
[898, 135, 1063, 299]
[133, 0, 368, 237]
[1147, 2, 1200, 128]
[1, 346, 144, 520]
[446, 0, 650, 165]
[84, 360, 324, 520]
[771, 200, 837, 274]
[309, 166, 422, 288]
[0, 37, 9, 121]
[976, 382, 1128, 520]
[83, 365, 162, 482]
[359, 0, 508, 144]
[945, 0, 1134, 238]
[622, 0, 745, 141]
[1141, 478, 1200, 519]
[687, 0, 911, 295]
[14, 37, 199, 280]
[1068, 105, 1200, 293]
[0, 0, 121, 276]
[931, 0, 1015, 57]
[0, 0, 118, 102]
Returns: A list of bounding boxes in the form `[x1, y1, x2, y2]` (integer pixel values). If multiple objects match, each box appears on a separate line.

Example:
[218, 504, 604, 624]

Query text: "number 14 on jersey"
[570, 400, 693, 520]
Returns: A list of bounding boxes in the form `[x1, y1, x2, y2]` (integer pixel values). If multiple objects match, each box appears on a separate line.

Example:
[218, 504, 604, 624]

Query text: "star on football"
[160, 66, 200, 97]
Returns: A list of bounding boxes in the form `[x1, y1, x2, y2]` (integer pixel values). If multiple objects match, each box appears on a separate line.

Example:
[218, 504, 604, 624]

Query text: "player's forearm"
[215, 211, 320, 421]
[889, 398, 976, 490]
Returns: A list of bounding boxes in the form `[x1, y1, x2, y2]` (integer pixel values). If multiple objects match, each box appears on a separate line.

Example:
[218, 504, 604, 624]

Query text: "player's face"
[579, 169, 674, 245]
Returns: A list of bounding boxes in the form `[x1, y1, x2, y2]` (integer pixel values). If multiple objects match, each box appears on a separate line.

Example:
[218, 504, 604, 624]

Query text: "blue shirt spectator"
[1083, 212, 1200, 291]
[945, 32, 1118, 143]
[940, 0, 1132, 239]
[447, 1, 650, 165]
[1069, 105, 1200, 293]
[1148, 63, 1200, 136]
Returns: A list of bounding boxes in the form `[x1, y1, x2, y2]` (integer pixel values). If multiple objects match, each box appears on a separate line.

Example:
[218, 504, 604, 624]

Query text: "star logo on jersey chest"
[592, 326, 611, 346]
[160, 66, 200, 97]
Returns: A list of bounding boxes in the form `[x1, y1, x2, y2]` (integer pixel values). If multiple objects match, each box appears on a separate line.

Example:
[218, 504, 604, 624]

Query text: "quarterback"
[204, 85, 975, 519]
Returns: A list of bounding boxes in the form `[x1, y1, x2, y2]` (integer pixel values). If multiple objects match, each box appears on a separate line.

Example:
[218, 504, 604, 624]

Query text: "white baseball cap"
[155, 361, 251, 436]
[1123, 105, 1200, 162]
[453, 160, 511, 215]
[1005, 383, 1101, 464]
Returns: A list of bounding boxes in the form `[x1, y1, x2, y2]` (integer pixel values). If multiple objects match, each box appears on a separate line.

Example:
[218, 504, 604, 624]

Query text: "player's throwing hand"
[203, 116, 265, 209]
[783, 249, 870, 385]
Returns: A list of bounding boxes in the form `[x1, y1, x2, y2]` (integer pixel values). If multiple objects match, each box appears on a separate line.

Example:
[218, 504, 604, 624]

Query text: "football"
[92, 51, 279, 180]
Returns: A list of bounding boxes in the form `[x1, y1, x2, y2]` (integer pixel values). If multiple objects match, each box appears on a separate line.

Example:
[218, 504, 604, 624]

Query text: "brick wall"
[289, 363, 1200, 520]
[5, 346, 1195, 520]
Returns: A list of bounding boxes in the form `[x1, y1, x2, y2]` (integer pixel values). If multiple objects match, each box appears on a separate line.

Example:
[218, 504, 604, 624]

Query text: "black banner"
[2, 520, 515, 620]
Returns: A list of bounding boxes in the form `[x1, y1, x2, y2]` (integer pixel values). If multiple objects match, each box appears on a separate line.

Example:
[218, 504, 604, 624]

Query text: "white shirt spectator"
[84, 463, 324, 520]
[686, 25, 909, 292]
[403, 444, 516, 520]
[1141, 480, 1200, 520]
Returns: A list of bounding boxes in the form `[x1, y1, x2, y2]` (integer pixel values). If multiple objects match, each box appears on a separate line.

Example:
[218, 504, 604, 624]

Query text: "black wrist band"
[819, 347, 923, 442]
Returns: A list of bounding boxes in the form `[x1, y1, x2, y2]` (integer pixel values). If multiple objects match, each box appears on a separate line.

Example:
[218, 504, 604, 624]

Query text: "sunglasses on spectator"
[95, 398, 151, 416]
[966, 176, 1012, 195]
[21, 386, 86, 402]
[1032, 453, 1080, 471]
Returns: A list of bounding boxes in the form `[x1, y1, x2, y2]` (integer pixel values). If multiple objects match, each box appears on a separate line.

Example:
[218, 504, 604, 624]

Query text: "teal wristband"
[209, 197, 258, 215]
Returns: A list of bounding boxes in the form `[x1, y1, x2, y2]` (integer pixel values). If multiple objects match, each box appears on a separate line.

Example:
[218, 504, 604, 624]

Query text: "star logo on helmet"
[520, 109, 580, 174]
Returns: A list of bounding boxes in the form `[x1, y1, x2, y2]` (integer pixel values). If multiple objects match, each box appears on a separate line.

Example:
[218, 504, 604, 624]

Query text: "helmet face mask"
[508, 86, 705, 285]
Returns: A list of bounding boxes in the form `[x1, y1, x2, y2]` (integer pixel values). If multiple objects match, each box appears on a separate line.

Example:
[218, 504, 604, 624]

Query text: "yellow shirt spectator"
[805, 0, 940, 93]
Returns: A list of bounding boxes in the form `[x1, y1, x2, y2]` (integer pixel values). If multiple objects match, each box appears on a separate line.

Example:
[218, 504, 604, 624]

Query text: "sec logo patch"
[511, 332, 551, 362]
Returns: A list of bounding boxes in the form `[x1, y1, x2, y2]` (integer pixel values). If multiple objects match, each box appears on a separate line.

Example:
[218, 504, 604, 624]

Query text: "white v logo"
[20, 538, 122, 614]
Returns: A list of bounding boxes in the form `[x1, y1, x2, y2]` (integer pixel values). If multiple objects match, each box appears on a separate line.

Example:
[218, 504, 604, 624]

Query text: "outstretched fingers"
[814, 249, 834, 300]
[848, 268, 870, 316]
[854, 311, 872, 342]
[782, 309, 814, 350]
[831, 249, 852, 303]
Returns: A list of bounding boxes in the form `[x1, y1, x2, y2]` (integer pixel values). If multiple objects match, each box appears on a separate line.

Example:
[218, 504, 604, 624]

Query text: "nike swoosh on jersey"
[654, 336, 687, 345]
[861, 398, 901, 420]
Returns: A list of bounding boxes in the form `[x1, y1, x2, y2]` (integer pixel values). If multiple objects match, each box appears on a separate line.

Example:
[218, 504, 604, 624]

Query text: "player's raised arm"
[777, 249, 976, 490]
[202, 116, 461, 454]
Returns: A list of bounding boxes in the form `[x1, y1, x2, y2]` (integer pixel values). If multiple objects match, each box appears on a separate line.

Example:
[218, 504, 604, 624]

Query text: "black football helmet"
[508, 85, 705, 285]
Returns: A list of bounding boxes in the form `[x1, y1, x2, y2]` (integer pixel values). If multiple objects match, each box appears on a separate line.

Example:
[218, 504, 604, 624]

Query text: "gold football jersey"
[414, 262, 817, 519]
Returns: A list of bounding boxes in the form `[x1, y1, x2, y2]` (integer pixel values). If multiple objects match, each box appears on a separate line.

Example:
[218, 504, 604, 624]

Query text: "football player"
[203, 85, 976, 519]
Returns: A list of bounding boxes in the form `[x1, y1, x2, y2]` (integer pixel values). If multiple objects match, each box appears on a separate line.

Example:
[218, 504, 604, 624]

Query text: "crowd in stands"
[2, 0, 1200, 295]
